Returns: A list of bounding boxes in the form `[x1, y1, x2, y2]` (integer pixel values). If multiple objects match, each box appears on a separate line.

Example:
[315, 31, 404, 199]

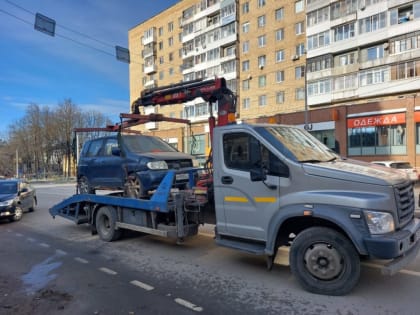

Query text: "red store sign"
[347, 113, 406, 128]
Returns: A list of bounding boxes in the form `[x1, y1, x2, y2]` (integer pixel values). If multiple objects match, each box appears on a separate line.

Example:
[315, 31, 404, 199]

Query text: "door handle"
[221, 176, 233, 184]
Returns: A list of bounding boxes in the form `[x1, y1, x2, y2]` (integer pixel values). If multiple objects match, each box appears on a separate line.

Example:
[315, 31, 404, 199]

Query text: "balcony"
[144, 79, 157, 89]
[142, 34, 157, 46]
[144, 64, 157, 74]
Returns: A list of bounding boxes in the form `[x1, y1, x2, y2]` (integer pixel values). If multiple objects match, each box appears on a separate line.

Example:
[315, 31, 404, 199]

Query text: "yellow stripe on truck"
[224, 196, 277, 203]
[224, 196, 249, 203]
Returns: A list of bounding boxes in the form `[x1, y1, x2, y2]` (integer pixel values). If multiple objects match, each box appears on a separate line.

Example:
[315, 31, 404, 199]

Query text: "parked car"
[77, 134, 195, 198]
[371, 161, 419, 182]
[0, 179, 37, 222]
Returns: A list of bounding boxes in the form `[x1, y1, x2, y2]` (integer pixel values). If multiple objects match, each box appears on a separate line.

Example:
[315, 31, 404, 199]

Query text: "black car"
[0, 179, 37, 222]
[77, 134, 195, 198]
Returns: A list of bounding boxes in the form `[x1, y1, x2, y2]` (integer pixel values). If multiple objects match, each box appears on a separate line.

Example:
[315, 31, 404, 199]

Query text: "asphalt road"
[1, 183, 420, 314]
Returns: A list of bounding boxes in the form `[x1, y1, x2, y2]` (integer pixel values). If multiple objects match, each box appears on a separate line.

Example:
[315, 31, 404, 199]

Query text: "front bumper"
[0, 206, 16, 218]
[364, 218, 420, 275]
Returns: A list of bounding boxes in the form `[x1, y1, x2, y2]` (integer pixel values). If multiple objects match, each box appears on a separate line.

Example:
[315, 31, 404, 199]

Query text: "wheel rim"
[14, 207, 23, 220]
[99, 214, 111, 234]
[79, 177, 89, 194]
[303, 243, 343, 280]
[126, 176, 141, 198]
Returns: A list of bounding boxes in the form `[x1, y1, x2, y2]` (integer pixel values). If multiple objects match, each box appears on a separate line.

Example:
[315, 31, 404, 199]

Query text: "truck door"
[216, 132, 286, 241]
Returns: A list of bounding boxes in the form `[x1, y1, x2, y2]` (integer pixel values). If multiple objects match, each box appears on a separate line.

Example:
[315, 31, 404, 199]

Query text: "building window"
[243, 98, 250, 109]
[169, 52, 173, 62]
[359, 12, 387, 34]
[307, 6, 329, 27]
[390, 32, 420, 54]
[275, 50, 284, 63]
[295, 21, 304, 35]
[276, 70, 284, 83]
[276, 91, 285, 104]
[295, 0, 304, 13]
[242, 22, 250, 33]
[169, 68, 174, 76]
[242, 60, 250, 71]
[390, 4, 415, 25]
[275, 8, 284, 21]
[337, 51, 356, 66]
[333, 22, 355, 42]
[258, 75, 266, 87]
[295, 87, 305, 100]
[242, 79, 250, 90]
[348, 113, 407, 156]
[242, 2, 249, 14]
[159, 41, 163, 50]
[258, 0, 266, 8]
[334, 74, 357, 90]
[242, 41, 249, 53]
[308, 79, 331, 96]
[168, 37, 173, 47]
[258, 55, 266, 68]
[391, 61, 418, 80]
[258, 15, 266, 28]
[159, 26, 163, 36]
[296, 43, 305, 56]
[159, 56, 164, 64]
[159, 71, 164, 80]
[308, 55, 333, 72]
[331, 0, 357, 20]
[258, 35, 266, 47]
[366, 45, 384, 61]
[168, 22, 174, 32]
[307, 31, 330, 50]
[359, 67, 388, 86]
[258, 95, 267, 106]
[295, 66, 305, 79]
[275, 28, 284, 41]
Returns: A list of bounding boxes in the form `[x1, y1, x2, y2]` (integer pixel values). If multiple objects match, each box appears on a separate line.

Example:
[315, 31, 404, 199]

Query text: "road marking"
[130, 280, 154, 291]
[75, 257, 89, 264]
[175, 298, 203, 312]
[15, 233, 23, 237]
[27, 237, 36, 242]
[99, 267, 117, 275]
[362, 262, 420, 277]
[39, 243, 50, 248]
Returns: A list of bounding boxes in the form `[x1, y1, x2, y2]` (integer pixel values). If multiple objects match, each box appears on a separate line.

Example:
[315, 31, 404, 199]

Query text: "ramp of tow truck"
[49, 171, 175, 223]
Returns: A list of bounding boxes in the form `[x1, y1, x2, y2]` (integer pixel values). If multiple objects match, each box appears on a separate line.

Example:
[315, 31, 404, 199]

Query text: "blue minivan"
[77, 134, 195, 198]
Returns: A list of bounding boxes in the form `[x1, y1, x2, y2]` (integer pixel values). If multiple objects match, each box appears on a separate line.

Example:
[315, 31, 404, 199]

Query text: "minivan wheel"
[124, 175, 145, 199]
[78, 176, 94, 194]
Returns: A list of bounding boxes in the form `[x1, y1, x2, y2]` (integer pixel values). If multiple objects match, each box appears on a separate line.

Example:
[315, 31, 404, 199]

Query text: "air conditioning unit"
[259, 64, 264, 70]
[292, 55, 300, 61]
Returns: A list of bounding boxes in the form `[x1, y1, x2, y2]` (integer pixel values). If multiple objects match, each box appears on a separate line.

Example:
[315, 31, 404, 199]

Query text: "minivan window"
[86, 139, 103, 157]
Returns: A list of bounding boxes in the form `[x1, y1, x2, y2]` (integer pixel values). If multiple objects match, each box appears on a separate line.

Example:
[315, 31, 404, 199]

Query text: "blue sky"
[0, 0, 178, 138]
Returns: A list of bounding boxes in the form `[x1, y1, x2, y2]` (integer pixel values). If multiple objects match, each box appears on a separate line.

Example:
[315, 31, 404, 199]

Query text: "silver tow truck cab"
[212, 123, 420, 295]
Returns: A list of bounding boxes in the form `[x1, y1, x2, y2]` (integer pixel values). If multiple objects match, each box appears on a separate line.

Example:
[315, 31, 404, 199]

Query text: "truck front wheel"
[290, 227, 360, 296]
[96, 206, 122, 242]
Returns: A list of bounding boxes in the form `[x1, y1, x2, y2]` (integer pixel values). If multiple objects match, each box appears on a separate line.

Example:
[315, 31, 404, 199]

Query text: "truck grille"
[394, 181, 415, 227]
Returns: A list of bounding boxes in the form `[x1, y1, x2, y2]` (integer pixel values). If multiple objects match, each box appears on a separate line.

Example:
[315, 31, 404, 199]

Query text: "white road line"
[74, 257, 89, 264]
[175, 298, 203, 312]
[130, 280, 154, 291]
[6, 229, 12, 233]
[27, 237, 36, 242]
[39, 243, 50, 248]
[99, 267, 117, 275]
[15, 233, 23, 237]
[362, 262, 420, 277]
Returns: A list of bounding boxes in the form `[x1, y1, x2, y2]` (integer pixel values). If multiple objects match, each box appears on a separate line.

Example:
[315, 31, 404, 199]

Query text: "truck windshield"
[265, 126, 337, 163]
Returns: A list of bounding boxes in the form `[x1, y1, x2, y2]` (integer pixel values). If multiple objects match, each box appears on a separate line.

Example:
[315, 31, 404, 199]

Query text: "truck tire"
[290, 227, 360, 296]
[95, 206, 122, 242]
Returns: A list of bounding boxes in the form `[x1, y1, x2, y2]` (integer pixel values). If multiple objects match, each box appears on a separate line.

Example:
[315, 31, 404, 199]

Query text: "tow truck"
[50, 77, 420, 295]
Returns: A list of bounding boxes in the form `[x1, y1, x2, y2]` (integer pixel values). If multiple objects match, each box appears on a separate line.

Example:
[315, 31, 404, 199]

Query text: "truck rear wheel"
[290, 227, 360, 296]
[95, 206, 122, 242]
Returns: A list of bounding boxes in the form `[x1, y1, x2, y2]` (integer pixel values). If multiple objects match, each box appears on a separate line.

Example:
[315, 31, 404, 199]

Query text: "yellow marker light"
[303, 210, 313, 216]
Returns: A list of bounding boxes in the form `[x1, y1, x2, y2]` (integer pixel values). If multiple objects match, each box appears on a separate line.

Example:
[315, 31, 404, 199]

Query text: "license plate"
[176, 173, 189, 181]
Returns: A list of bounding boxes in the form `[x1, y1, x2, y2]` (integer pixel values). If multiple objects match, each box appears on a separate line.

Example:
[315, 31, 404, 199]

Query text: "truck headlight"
[147, 161, 168, 170]
[364, 210, 395, 234]
[0, 199, 14, 207]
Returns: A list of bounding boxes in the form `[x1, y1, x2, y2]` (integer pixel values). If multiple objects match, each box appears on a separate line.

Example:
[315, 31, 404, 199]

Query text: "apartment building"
[128, 0, 307, 164]
[302, 0, 420, 167]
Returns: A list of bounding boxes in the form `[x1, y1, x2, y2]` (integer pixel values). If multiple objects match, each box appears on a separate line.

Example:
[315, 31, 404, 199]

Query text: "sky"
[0, 0, 179, 138]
